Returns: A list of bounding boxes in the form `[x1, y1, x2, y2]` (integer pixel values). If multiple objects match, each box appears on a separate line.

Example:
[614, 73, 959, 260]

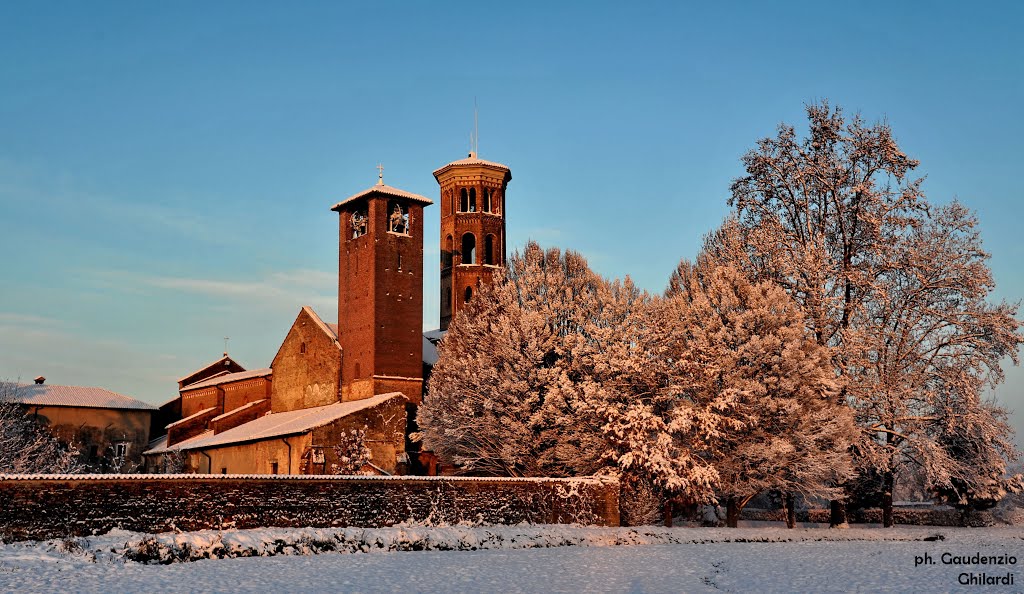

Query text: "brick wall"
[271, 307, 343, 413]
[0, 475, 619, 541]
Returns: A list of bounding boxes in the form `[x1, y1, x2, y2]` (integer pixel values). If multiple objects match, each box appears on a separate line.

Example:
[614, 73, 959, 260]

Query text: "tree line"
[418, 102, 1023, 527]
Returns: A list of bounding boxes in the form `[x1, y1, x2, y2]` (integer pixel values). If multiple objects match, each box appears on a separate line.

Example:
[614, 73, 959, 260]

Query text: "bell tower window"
[460, 188, 468, 212]
[483, 188, 492, 212]
[468, 188, 477, 212]
[388, 201, 409, 235]
[461, 233, 476, 264]
[351, 208, 368, 239]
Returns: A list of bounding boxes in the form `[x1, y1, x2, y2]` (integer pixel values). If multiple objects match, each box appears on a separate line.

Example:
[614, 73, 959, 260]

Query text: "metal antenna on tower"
[474, 97, 479, 156]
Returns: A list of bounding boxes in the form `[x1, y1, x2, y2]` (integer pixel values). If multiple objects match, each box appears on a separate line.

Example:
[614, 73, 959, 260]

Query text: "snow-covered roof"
[432, 154, 511, 179]
[422, 335, 439, 366]
[182, 368, 272, 391]
[330, 182, 433, 211]
[148, 392, 407, 453]
[423, 328, 447, 344]
[0, 382, 157, 411]
[210, 399, 266, 423]
[166, 407, 218, 429]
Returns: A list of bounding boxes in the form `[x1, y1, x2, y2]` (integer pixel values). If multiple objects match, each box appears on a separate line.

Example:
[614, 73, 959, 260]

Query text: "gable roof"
[177, 355, 245, 384]
[181, 368, 272, 391]
[147, 392, 406, 453]
[330, 182, 433, 211]
[1, 383, 157, 411]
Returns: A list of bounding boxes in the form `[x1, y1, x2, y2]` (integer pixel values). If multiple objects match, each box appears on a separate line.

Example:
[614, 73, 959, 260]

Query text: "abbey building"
[144, 151, 510, 476]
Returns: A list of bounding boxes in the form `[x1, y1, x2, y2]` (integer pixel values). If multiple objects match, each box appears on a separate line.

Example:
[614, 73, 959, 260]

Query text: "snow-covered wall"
[0, 474, 619, 541]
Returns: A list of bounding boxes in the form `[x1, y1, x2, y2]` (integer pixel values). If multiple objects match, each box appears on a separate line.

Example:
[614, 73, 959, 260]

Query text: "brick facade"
[270, 307, 343, 413]
[434, 155, 511, 330]
[333, 185, 431, 405]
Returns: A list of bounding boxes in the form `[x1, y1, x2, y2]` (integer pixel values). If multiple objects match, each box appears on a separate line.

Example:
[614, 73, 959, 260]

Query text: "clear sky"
[2, 1, 1022, 440]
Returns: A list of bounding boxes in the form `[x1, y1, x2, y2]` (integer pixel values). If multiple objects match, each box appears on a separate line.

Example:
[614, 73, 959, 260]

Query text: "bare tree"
[0, 382, 83, 474]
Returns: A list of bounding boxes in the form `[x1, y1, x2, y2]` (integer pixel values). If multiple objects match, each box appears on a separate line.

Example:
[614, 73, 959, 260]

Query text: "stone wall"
[0, 475, 619, 541]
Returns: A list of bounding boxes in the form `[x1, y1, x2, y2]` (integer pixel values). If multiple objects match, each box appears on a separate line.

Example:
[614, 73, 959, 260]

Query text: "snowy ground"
[1, 524, 1020, 593]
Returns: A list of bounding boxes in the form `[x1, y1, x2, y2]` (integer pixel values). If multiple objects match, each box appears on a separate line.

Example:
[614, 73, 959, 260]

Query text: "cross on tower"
[377, 163, 384, 185]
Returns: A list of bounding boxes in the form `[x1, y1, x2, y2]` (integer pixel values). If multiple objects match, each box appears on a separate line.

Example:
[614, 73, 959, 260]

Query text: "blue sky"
[2, 1, 1023, 440]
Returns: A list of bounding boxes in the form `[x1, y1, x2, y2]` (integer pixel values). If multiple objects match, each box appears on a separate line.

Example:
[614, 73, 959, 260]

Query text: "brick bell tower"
[433, 151, 511, 330]
[331, 167, 433, 404]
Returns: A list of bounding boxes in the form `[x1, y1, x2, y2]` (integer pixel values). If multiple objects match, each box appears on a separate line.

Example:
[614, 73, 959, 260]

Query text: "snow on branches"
[0, 382, 83, 474]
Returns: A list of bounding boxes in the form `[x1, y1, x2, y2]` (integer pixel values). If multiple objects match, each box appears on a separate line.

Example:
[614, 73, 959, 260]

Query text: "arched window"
[468, 188, 477, 212]
[388, 201, 409, 234]
[484, 234, 495, 265]
[461, 233, 476, 264]
[351, 208, 368, 238]
[460, 188, 468, 212]
[483, 189, 492, 212]
[464, 286, 472, 303]
[442, 234, 453, 269]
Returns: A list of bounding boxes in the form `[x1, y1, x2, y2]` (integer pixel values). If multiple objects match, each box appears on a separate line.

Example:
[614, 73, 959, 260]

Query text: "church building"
[145, 151, 510, 476]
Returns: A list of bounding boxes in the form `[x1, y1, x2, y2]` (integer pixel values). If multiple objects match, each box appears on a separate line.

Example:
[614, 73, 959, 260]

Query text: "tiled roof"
[181, 368, 272, 391]
[1, 383, 156, 411]
[147, 392, 407, 453]
[330, 183, 433, 211]
[432, 155, 511, 179]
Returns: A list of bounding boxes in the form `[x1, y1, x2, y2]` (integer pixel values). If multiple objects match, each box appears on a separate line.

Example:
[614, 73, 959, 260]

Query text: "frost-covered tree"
[418, 242, 613, 477]
[660, 263, 856, 525]
[0, 382, 83, 474]
[847, 203, 1021, 524]
[725, 101, 1022, 525]
[331, 428, 373, 475]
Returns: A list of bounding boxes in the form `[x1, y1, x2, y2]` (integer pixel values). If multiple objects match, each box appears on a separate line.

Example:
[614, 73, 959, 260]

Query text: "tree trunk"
[882, 470, 895, 528]
[784, 493, 796, 529]
[663, 499, 673, 528]
[726, 497, 740, 528]
[829, 499, 848, 528]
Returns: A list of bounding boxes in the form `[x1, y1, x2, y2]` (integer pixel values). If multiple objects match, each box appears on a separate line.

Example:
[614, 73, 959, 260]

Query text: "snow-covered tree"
[331, 428, 373, 475]
[0, 382, 83, 474]
[659, 263, 857, 525]
[418, 242, 612, 477]
[846, 203, 1021, 524]
[725, 101, 1022, 525]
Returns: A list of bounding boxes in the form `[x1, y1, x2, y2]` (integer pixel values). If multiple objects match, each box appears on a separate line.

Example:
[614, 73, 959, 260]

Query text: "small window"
[468, 188, 477, 212]
[464, 286, 473, 303]
[397, 253, 403, 270]
[461, 233, 476, 264]
[114, 443, 129, 458]
[351, 208, 368, 238]
[270, 461, 279, 475]
[221, 467, 228, 475]
[442, 234, 453, 269]
[460, 188, 468, 212]
[484, 235, 495, 265]
[300, 342, 306, 354]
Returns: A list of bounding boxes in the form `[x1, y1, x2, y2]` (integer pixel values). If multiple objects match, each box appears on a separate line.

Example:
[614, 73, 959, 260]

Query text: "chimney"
[34, 376, 45, 384]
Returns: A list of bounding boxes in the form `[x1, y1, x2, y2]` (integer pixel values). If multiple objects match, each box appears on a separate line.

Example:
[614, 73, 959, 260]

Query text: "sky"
[1, 1, 1023, 439]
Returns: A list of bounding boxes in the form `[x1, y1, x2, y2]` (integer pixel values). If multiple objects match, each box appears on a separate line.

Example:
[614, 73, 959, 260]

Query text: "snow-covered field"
[1, 524, 1020, 593]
